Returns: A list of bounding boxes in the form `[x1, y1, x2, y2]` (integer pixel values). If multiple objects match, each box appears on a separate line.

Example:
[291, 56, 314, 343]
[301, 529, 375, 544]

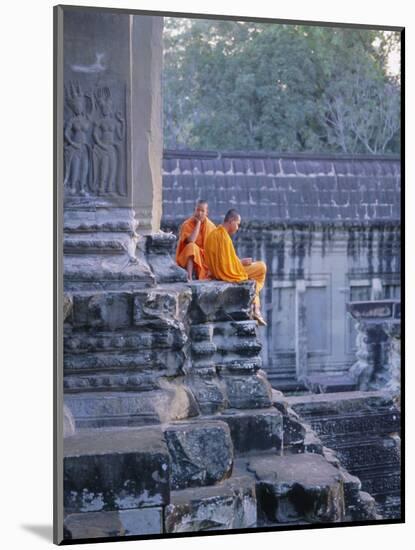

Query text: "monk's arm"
[185, 219, 201, 244]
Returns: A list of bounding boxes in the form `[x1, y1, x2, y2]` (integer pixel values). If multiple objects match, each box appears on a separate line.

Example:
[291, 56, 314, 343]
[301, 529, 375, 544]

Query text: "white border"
[2, 1, 410, 549]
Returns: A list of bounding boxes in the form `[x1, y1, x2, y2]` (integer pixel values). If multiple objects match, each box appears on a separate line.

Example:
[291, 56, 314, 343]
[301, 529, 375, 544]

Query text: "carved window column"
[347, 300, 400, 391]
[295, 279, 308, 380]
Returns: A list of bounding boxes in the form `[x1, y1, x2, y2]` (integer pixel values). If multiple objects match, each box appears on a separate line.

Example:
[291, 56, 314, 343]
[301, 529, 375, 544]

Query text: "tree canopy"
[163, 19, 400, 154]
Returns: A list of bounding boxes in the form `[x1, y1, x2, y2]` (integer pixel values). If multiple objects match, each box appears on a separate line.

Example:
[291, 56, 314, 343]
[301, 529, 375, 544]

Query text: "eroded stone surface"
[188, 281, 255, 323]
[64, 427, 170, 513]
[287, 390, 401, 519]
[164, 421, 233, 490]
[165, 475, 256, 533]
[218, 409, 283, 453]
[64, 507, 164, 539]
[222, 371, 272, 409]
[248, 453, 346, 524]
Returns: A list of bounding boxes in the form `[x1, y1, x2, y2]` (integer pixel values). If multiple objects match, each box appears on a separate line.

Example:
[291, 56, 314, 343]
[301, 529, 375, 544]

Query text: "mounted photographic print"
[54, 4, 403, 544]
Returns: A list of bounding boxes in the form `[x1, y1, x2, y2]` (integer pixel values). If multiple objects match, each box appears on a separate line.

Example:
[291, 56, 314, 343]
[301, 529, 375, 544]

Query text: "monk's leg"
[186, 256, 195, 281]
[177, 243, 204, 280]
[244, 261, 267, 324]
[178, 243, 209, 280]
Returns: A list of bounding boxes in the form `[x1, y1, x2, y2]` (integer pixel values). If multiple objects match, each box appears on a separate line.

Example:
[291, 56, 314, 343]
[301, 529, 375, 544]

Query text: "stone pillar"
[347, 300, 400, 391]
[131, 16, 163, 233]
[383, 321, 401, 406]
[61, 9, 174, 291]
[295, 279, 308, 380]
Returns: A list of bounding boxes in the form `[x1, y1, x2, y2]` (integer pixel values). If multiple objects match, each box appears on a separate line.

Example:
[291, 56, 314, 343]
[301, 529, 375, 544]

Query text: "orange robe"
[204, 225, 266, 307]
[176, 217, 216, 279]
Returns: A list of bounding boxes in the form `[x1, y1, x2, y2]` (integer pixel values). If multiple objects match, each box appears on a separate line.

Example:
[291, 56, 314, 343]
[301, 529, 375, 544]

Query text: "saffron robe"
[176, 217, 216, 279]
[204, 225, 266, 306]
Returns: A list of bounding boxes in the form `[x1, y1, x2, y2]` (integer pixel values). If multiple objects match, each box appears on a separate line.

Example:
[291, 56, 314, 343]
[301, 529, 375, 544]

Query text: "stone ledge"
[165, 474, 257, 533]
[248, 452, 346, 524]
[64, 427, 170, 514]
[64, 507, 163, 540]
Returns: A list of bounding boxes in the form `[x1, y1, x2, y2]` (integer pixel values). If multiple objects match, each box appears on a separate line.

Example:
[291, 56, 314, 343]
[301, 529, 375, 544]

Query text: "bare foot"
[253, 308, 267, 326]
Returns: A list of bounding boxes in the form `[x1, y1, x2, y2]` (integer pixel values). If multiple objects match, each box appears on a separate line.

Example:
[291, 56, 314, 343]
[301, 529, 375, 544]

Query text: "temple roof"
[162, 149, 401, 226]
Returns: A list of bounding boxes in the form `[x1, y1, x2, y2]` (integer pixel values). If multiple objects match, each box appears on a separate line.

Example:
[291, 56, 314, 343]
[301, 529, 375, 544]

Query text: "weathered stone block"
[282, 413, 306, 448]
[191, 341, 217, 358]
[165, 475, 256, 532]
[216, 357, 262, 375]
[146, 234, 188, 283]
[222, 371, 272, 409]
[118, 507, 163, 535]
[64, 349, 186, 375]
[64, 427, 170, 514]
[188, 281, 255, 323]
[215, 337, 262, 357]
[64, 511, 125, 539]
[164, 420, 233, 490]
[349, 491, 378, 521]
[133, 285, 191, 324]
[184, 374, 227, 414]
[218, 409, 283, 453]
[72, 292, 132, 330]
[64, 323, 188, 353]
[64, 507, 163, 540]
[65, 386, 198, 429]
[249, 453, 346, 524]
[190, 323, 214, 342]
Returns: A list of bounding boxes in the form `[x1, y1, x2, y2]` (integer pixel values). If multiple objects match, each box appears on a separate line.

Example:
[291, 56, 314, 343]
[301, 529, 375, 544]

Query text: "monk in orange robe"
[204, 208, 267, 326]
[176, 200, 216, 280]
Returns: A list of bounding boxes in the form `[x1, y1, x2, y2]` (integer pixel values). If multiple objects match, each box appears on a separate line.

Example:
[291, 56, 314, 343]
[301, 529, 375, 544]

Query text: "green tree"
[163, 18, 401, 154]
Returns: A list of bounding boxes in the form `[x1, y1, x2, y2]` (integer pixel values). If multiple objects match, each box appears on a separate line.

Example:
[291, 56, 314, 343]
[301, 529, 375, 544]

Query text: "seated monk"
[176, 200, 216, 280]
[204, 208, 267, 326]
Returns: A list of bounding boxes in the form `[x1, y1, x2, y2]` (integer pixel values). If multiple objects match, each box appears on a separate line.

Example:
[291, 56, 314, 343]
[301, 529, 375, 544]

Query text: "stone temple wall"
[161, 150, 401, 391]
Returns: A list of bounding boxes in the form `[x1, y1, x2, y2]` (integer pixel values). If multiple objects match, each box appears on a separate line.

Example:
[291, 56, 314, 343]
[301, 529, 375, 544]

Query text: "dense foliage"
[163, 19, 400, 154]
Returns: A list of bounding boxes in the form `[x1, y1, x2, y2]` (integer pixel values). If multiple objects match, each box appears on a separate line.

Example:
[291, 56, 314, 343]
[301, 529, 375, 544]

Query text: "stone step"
[213, 408, 284, 453]
[286, 390, 401, 520]
[64, 426, 170, 515]
[286, 390, 398, 417]
[165, 474, 257, 533]
[318, 435, 401, 473]
[64, 507, 163, 540]
[64, 387, 198, 429]
[246, 452, 347, 524]
[301, 374, 357, 393]
[163, 420, 234, 490]
[268, 376, 307, 394]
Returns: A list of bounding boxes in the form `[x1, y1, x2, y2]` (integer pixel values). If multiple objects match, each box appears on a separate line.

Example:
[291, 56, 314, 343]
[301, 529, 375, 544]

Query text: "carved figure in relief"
[93, 86, 125, 196]
[349, 321, 374, 390]
[63, 81, 93, 195]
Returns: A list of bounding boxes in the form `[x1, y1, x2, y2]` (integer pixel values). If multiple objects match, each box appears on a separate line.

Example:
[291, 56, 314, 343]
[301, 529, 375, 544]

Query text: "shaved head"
[193, 200, 208, 222]
[224, 209, 240, 223]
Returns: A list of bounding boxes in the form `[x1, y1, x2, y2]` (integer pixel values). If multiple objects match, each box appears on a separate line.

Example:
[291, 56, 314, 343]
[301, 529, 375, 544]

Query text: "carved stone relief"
[64, 80, 127, 199]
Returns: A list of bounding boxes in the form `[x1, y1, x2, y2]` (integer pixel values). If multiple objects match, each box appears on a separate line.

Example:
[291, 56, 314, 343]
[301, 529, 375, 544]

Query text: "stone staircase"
[63, 280, 379, 540]
[286, 391, 401, 520]
[63, 397, 378, 538]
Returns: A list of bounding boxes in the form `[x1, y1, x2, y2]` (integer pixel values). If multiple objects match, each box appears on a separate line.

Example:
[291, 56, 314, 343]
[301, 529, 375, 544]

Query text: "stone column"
[383, 321, 401, 406]
[295, 279, 308, 380]
[61, 9, 181, 290]
[131, 16, 163, 233]
[347, 300, 400, 391]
